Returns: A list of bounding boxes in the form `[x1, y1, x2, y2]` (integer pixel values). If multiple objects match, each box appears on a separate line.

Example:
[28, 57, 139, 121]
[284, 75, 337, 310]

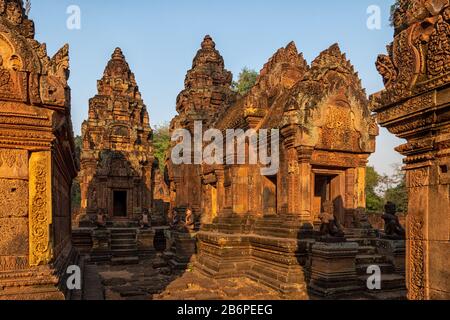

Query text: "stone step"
[110, 230, 137, 236]
[89, 254, 112, 264]
[355, 254, 386, 265]
[111, 234, 136, 240]
[359, 274, 406, 291]
[357, 246, 377, 255]
[111, 256, 139, 266]
[356, 263, 395, 275]
[111, 243, 138, 250]
[365, 289, 407, 300]
[347, 238, 375, 246]
[111, 231, 136, 236]
[112, 248, 138, 255]
[111, 238, 136, 244]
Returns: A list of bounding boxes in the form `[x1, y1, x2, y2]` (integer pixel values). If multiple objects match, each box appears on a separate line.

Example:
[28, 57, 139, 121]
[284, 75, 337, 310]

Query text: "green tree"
[384, 164, 408, 214]
[232, 67, 258, 95]
[71, 135, 82, 211]
[153, 123, 171, 172]
[366, 166, 384, 212]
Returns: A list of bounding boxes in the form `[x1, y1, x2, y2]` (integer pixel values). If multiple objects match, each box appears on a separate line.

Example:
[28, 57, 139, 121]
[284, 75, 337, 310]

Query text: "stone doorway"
[313, 175, 332, 214]
[263, 175, 277, 215]
[113, 190, 128, 217]
[313, 173, 344, 223]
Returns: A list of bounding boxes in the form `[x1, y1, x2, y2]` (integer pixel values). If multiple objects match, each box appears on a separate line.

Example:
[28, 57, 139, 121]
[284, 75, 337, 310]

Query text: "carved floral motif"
[29, 153, 52, 266]
[409, 216, 425, 300]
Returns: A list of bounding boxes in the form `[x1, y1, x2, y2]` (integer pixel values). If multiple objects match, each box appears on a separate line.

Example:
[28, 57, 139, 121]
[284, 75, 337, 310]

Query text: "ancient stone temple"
[166, 35, 236, 220]
[164, 36, 407, 298]
[371, 0, 450, 300]
[164, 36, 236, 268]
[0, 0, 78, 299]
[79, 48, 156, 226]
[73, 48, 159, 266]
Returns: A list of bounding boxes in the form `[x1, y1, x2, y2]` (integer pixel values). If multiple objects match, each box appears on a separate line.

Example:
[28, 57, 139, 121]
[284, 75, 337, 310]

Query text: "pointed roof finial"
[112, 47, 125, 60]
[201, 35, 216, 50]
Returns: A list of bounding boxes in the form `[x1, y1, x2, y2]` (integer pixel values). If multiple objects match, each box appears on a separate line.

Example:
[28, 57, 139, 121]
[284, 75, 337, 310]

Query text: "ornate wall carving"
[371, 0, 450, 299]
[0, 0, 77, 299]
[408, 215, 426, 300]
[79, 48, 159, 223]
[28, 152, 52, 267]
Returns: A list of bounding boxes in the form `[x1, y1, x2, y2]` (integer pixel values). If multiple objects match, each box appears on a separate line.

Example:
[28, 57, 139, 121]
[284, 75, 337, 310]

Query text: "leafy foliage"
[383, 164, 408, 213]
[232, 67, 258, 95]
[366, 164, 408, 214]
[71, 135, 82, 210]
[366, 166, 384, 212]
[153, 123, 171, 172]
[71, 179, 81, 210]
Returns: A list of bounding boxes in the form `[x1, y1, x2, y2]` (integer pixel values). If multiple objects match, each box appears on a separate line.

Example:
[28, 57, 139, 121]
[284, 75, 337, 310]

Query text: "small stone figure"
[185, 207, 195, 231]
[353, 207, 372, 229]
[170, 209, 181, 230]
[96, 208, 107, 229]
[140, 208, 151, 229]
[319, 201, 345, 238]
[382, 202, 406, 240]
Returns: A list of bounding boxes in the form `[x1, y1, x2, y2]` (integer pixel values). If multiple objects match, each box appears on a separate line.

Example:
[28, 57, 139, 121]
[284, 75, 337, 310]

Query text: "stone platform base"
[163, 231, 197, 270]
[308, 242, 361, 297]
[194, 215, 314, 297]
[72, 227, 156, 266]
[193, 215, 406, 299]
[0, 244, 80, 300]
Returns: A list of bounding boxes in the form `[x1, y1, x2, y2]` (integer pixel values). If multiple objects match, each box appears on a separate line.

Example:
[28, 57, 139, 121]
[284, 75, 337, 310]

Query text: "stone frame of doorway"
[110, 189, 131, 220]
[311, 168, 346, 226]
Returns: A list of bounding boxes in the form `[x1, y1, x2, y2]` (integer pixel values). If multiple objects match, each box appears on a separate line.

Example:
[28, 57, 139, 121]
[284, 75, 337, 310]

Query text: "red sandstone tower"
[79, 48, 155, 226]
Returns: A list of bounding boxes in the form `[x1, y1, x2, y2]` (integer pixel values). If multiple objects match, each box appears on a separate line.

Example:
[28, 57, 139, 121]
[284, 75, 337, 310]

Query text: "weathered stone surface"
[0, 0, 78, 300]
[0, 218, 28, 255]
[165, 35, 237, 225]
[78, 47, 167, 225]
[164, 36, 382, 298]
[370, 0, 450, 300]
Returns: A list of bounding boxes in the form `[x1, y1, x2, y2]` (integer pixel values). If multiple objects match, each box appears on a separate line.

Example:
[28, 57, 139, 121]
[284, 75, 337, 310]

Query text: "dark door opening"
[314, 175, 332, 212]
[313, 173, 344, 223]
[263, 175, 277, 215]
[113, 190, 127, 217]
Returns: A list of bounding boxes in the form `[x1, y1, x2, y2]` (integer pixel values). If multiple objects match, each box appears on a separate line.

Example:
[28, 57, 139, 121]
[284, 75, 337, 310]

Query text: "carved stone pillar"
[216, 169, 225, 216]
[356, 166, 367, 209]
[371, 1, 450, 300]
[286, 146, 300, 215]
[297, 146, 313, 223]
[28, 152, 53, 267]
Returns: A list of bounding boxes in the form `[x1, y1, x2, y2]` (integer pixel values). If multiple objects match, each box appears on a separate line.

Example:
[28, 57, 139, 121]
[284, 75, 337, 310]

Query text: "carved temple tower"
[164, 38, 385, 297]
[0, 0, 78, 299]
[79, 48, 155, 225]
[163, 36, 236, 269]
[165, 35, 236, 222]
[371, 0, 450, 300]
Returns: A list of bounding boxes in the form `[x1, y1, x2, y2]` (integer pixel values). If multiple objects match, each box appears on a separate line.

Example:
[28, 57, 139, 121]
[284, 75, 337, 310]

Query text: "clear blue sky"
[29, 0, 403, 175]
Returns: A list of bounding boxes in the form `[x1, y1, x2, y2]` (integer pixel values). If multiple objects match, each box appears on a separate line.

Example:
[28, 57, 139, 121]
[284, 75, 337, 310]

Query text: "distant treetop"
[232, 67, 258, 96]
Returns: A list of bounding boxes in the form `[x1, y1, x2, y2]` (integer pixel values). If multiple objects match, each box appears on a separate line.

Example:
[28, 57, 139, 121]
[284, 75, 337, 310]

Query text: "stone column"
[297, 146, 313, 224]
[216, 169, 225, 216]
[0, 3, 78, 299]
[356, 166, 366, 209]
[286, 147, 301, 215]
[28, 152, 53, 267]
[370, 2, 450, 299]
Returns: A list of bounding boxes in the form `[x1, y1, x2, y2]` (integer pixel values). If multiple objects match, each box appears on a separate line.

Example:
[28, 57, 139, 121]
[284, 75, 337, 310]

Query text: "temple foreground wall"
[371, 0, 450, 300]
[0, 0, 78, 299]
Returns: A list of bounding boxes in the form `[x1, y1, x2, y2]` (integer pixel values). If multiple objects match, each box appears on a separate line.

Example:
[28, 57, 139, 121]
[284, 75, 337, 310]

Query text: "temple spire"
[97, 47, 140, 97]
[175, 35, 235, 119]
